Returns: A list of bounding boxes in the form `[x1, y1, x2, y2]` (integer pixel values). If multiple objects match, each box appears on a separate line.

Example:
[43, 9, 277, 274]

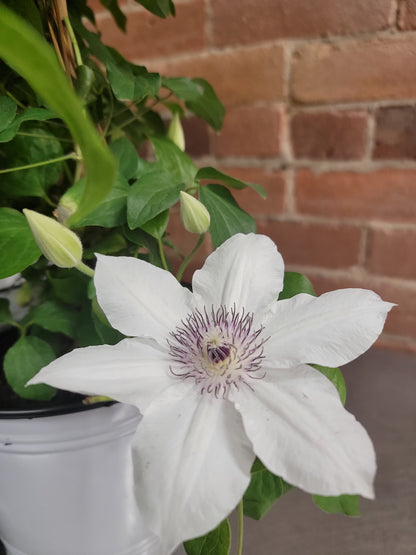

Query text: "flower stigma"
[168, 305, 269, 398]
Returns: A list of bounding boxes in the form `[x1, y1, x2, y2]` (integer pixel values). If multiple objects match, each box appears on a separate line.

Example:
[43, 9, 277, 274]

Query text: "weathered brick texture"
[367, 229, 416, 280]
[291, 37, 416, 104]
[256, 220, 362, 270]
[212, 0, 395, 46]
[374, 106, 416, 159]
[398, 0, 416, 30]
[89, 0, 416, 349]
[213, 106, 284, 158]
[291, 110, 368, 160]
[295, 169, 416, 223]
[96, 1, 206, 60]
[148, 44, 285, 108]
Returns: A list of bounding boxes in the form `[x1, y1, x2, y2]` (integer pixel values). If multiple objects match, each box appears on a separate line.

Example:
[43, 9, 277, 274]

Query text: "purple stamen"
[167, 304, 268, 398]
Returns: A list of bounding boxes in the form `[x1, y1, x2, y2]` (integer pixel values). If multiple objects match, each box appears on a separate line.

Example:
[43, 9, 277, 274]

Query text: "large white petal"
[131, 383, 255, 554]
[192, 233, 284, 314]
[28, 338, 174, 412]
[95, 254, 192, 344]
[264, 289, 394, 368]
[230, 365, 376, 499]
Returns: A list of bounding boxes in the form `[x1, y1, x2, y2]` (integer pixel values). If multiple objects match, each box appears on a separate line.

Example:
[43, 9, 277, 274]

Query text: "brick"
[307, 274, 411, 343]
[182, 117, 210, 157]
[96, 1, 205, 60]
[149, 44, 285, 108]
[398, 0, 416, 29]
[292, 37, 416, 104]
[367, 228, 416, 280]
[256, 220, 362, 269]
[291, 110, 368, 160]
[296, 169, 416, 223]
[212, 106, 284, 158]
[374, 106, 416, 159]
[212, 0, 394, 47]
[216, 167, 286, 215]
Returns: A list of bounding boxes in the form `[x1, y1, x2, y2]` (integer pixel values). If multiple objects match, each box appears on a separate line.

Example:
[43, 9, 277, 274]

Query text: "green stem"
[75, 261, 94, 278]
[2, 88, 25, 109]
[237, 500, 244, 555]
[176, 234, 205, 282]
[157, 238, 169, 272]
[0, 152, 79, 174]
[17, 131, 73, 143]
[63, 15, 83, 67]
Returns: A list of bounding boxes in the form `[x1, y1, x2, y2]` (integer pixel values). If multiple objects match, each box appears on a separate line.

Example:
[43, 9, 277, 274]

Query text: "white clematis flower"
[29, 233, 393, 554]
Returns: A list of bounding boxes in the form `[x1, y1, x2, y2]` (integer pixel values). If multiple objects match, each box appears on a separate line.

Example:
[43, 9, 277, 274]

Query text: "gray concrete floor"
[175, 346, 416, 555]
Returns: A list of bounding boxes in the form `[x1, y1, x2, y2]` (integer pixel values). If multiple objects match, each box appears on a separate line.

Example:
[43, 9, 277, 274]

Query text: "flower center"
[167, 305, 268, 398]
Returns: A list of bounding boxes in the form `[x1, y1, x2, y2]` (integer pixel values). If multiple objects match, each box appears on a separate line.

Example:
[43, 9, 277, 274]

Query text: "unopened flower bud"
[179, 191, 210, 234]
[23, 209, 83, 268]
[167, 112, 185, 151]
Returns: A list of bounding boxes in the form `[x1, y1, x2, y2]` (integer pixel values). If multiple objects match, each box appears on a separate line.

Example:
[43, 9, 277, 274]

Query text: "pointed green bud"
[23, 209, 83, 268]
[167, 112, 185, 151]
[179, 191, 210, 234]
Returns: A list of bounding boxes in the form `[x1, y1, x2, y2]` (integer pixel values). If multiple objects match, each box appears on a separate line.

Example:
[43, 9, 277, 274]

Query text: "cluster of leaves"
[0, 0, 263, 402]
[0, 2, 359, 553]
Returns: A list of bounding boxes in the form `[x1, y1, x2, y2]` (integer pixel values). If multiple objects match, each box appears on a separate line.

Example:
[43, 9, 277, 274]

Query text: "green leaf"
[123, 227, 165, 268]
[127, 171, 182, 229]
[110, 137, 141, 180]
[3, 336, 57, 400]
[99, 0, 126, 31]
[243, 458, 292, 520]
[0, 127, 64, 197]
[91, 297, 124, 345]
[184, 518, 231, 555]
[0, 107, 56, 142]
[280, 271, 316, 300]
[107, 47, 161, 101]
[186, 78, 225, 131]
[151, 136, 198, 186]
[141, 209, 169, 239]
[163, 77, 225, 130]
[31, 300, 79, 337]
[0, 5, 117, 222]
[48, 269, 89, 304]
[3, 0, 43, 34]
[76, 24, 161, 102]
[0, 298, 13, 324]
[312, 364, 346, 405]
[84, 232, 126, 258]
[312, 494, 360, 516]
[0, 96, 17, 132]
[199, 184, 256, 247]
[134, 0, 174, 18]
[0, 208, 41, 278]
[74, 175, 129, 228]
[196, 167, 266, 198]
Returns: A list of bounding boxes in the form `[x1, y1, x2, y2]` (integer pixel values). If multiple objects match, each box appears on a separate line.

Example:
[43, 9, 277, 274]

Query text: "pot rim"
[0, 400, 116, 419]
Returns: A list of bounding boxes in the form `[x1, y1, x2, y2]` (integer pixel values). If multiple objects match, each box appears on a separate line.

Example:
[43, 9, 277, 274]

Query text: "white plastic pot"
[0, 402, 161, 555]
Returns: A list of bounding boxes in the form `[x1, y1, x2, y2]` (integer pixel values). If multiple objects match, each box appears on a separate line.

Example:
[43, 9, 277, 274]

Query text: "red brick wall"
[91, 0, 416, 351]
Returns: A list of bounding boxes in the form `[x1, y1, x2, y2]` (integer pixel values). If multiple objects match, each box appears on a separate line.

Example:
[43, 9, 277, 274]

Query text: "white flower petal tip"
[230, 367, 377, 501]
[266, 288, 395, 368]
[192, 233, 285, 313]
